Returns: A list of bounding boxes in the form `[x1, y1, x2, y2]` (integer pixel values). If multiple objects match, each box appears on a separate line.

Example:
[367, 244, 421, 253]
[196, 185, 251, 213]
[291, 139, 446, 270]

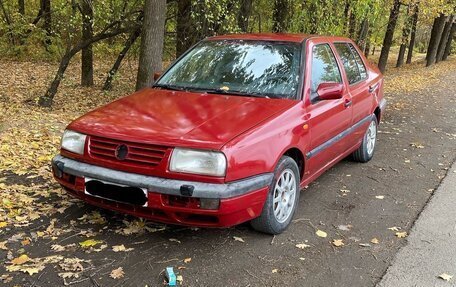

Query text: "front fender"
[222, 104, 309, 182]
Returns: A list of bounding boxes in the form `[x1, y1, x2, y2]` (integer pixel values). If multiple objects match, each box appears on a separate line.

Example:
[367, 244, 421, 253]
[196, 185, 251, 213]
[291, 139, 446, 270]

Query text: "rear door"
[333, 42, 372, 145]
[304, 39, 353, 176]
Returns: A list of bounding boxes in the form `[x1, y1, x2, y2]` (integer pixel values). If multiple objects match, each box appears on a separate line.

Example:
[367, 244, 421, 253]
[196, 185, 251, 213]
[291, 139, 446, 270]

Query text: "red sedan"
[52, 33, 385, 234]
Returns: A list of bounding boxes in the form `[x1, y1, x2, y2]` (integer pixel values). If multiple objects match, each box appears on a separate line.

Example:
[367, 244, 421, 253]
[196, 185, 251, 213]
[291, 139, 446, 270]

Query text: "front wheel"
[352, 116, 378, 162]
[250, 156, 300, 234]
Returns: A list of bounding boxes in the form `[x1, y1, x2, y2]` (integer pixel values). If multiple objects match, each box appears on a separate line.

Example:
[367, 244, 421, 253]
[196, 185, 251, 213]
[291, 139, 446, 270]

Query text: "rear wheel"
[250, 156, 300, 234]
[352, 116, 378, 162]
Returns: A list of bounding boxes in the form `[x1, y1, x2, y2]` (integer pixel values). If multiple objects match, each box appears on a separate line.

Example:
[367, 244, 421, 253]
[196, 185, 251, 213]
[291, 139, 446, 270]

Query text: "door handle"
[344, 99, 352, 107]
[369, 83, 379, 93]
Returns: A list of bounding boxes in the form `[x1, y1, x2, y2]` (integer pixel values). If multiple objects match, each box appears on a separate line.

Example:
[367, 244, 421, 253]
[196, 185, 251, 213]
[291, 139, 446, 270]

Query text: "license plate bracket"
[84, 177, 148, 207]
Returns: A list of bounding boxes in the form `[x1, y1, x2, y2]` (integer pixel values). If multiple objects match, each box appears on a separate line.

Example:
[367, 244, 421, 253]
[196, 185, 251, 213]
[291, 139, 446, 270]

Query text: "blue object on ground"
[165, 267, 177, 286]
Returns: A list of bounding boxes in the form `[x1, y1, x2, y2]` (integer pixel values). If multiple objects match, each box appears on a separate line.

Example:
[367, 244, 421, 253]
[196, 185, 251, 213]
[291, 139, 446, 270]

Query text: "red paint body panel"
[57, 33, 384, 228]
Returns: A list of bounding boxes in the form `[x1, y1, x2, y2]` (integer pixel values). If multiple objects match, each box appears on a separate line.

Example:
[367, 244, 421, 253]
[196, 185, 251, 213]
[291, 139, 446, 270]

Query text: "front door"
[304, 41, 353, 176]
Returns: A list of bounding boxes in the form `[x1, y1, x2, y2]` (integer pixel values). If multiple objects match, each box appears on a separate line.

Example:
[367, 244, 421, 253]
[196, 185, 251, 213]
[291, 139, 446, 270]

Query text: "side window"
[310, 44, 342, 102]
[334, 43, 361, 84]
[348, 44, 368, 79]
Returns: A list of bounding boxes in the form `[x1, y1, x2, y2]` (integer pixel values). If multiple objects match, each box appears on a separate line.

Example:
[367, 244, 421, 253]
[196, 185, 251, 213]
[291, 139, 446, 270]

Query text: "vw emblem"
[115, 144, 129, 160]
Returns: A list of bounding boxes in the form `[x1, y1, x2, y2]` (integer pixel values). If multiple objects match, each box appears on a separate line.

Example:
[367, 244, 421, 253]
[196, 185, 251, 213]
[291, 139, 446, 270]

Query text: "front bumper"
[52, 155, 272, 227]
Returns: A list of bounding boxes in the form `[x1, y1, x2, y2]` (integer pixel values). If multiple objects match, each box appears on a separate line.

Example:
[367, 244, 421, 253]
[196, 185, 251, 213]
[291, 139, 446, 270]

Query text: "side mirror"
[153, 72, 162, 81]
[316, 82, 344, 100]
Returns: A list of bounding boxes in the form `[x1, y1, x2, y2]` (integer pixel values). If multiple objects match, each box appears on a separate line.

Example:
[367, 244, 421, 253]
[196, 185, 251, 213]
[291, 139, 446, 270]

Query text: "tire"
[352, 115, 378, 163]
[250, 156, 300, 235]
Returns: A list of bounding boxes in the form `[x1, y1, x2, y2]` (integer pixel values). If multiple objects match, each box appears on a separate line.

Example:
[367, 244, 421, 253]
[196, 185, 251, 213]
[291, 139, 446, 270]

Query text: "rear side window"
[334, 43, 365, 84]
[310, 44, 342, 102]
[349, 44, 368, 79]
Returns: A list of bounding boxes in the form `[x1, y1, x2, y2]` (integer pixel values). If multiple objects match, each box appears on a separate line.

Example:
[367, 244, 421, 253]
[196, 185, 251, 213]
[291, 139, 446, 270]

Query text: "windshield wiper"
[200, 88, 273, 98]
[153, 84, 188, 91]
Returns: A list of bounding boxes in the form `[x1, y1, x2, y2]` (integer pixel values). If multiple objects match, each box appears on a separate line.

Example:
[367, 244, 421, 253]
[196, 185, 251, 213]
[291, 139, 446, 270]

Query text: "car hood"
[68, 88, 296, 149]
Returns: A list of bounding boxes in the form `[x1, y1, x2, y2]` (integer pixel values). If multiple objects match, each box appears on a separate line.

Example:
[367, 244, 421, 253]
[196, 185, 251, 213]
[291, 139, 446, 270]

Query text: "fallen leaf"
[51, 244, 66, 252]
[375, 195, 385, 199]
[332, 239, 344, 247]
[0, 222, 7, 228]
[0, 241, 8, 250]
[79, 239, 103, 248]
[272, 269, 278, 273]
[110, 267, 125, 279]
[112, 244, 134, 252]
[359, 243, 371, 247]
[299, 257, 305, 261]
[337, 224, 353, 231]
[316, 230, 327, 238]
[295, 243, 310, 249]
[169, 238, 181, 244]
[177, 275, 183, 284]
[439, 273, 453, 281]
[388, 227, 401, 231]
[371, 238, 380, 244]
[233, 236, 245, 243]
[11, 254, 30, 265]
[183, 258, 192, 264]
[396, 232, 408, 238]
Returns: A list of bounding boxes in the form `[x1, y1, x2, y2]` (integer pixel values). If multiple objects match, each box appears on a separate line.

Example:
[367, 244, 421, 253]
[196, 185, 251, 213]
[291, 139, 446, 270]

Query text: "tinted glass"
[310, 44, 342, 101]
[334, 43, 361, 84]
[349, 44, 368, 79]
[157, 40, 302, 99]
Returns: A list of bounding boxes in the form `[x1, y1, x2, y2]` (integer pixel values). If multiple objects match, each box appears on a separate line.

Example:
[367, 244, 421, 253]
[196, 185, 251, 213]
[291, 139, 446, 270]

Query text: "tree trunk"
[0, 0, 15, 44]
[103, 27, 141, 91]
[272, 0, 289, 32]
[442, 22, 456, 61]
[39, 26, 135, 107]
[18, 0, 25, 15]
[436, 15, 454, 63]
[238, 0, 252, 32]
[406, 4, 419, 64]
[135, 0, 166, 91]
[81, 0, 94, 87]
[176, 0, 193, 57]
[348, 11, 356, 38]
[42, 0, 51, 41]
[378, 0, 401, 73]
[426, 14, 447, 67]
[357, 18, 369, 51]
[396, 6, 411, 68]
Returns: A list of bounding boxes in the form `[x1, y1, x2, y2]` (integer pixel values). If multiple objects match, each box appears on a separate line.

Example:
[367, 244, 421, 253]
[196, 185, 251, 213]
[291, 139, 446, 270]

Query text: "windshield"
[156, 40, 302, 99]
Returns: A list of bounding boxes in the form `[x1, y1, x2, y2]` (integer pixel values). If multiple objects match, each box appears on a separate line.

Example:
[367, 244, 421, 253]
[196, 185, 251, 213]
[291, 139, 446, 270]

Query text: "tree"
[135, 0, 167, 91]
[176, 0, 193, 57]
[378, 0, 401, 73]
[38, 14, 140, 107]
[272, 0, 289, 32]
[81, 0, 94, 87]
[41, 0, 52, 45]
[436, 15, 454, 63]
[426, 14, 447, 66]
[406, 3, 419, 64]
[18, 0, 25, 15]
[442, 22, 456, 60]
[103, 26, 141, 90]
[397, 6, 412, 68]
[238, 0, 253, 32]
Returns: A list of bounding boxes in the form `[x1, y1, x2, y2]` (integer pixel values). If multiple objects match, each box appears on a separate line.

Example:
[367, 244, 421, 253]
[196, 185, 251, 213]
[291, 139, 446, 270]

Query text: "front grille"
[88, 136, 168, 167]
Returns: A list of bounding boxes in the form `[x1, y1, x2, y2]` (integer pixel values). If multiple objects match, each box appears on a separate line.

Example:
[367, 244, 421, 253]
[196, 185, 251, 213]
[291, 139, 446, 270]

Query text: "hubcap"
[273, 169, 297, 223]
[366, 121, 377, 156]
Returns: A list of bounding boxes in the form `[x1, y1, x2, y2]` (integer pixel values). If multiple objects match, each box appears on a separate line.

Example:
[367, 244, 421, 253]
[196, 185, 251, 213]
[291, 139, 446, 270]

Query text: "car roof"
[207, 33, 313, 43]
[206, 33, 353, 44]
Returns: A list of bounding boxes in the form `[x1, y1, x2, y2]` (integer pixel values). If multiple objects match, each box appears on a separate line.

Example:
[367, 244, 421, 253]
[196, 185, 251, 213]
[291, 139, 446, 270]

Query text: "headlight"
[170, 148, 226, 177]
[61, 130, 87, 155]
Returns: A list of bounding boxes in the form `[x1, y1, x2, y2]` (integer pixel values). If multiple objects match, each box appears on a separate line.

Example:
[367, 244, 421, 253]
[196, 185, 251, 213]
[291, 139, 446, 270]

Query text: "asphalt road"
[378, 160, 456, 287]
[1, 67, 456, 287]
